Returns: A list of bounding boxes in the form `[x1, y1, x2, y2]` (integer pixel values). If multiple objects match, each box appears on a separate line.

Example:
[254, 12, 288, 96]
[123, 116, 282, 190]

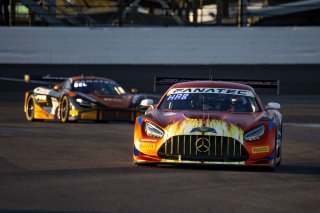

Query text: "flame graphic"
[164, 119, 244, 143]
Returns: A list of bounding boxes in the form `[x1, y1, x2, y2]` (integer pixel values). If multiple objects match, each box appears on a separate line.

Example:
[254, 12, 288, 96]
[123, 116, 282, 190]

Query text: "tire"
[135, 162, 158, 167]
[276, 123, 283, 167]
[26, 95, 36, 122]
[271, 125, 282, 169]
[26, 95, 44, 122]
[60, 96, 70, 123]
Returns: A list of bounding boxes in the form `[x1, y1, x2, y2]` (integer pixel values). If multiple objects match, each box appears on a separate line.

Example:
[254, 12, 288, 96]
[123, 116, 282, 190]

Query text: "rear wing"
[24, 74, 68, 85]
[154, 77, 280, 95]
[0, 74, 68, 87]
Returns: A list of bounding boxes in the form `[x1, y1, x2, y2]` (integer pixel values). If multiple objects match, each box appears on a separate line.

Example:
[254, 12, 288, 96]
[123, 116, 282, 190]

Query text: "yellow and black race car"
[24, 75, 160, 123]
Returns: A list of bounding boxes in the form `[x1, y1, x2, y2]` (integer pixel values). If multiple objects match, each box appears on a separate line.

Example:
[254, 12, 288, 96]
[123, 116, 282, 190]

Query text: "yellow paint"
[139, 142, 156, 150]
[252, 146, 270, 154]
[80, 111, 97, 120]
[34, 104, 52, 119]
[164, 119, 244, 143]
[69, 110, 79, 116]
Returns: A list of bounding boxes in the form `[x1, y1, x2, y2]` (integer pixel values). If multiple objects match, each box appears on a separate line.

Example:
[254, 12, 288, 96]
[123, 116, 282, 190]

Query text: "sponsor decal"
[103, 98, 123, 102]
[74, 79, 114, 88]
[167, 88, 254, 97]
[34, 87, 60, 97]
[139, 142, 156, 150]
[252, 146, 270, 154]
[34, 87, 51, 95]
[35, 95, 47, 102]
[167, 94, 189, 101]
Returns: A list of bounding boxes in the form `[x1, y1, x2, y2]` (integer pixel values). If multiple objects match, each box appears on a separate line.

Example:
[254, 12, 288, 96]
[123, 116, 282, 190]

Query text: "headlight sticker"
[244, 125, 265, 141]
[145, 122, 164, 138]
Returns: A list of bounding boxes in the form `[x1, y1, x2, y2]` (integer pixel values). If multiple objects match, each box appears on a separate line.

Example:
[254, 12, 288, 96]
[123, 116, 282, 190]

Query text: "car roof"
[170, 81, 255, 92]
[69, 76, 116, 83]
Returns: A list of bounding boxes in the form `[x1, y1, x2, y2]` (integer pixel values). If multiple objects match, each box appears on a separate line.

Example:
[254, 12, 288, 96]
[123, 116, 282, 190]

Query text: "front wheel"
[26, 95, 36, 121]
[271, 125, 282, 169]
[60, 96, 70, 123]
[276, 124, 283, 167]
[26, 95, 43, 122]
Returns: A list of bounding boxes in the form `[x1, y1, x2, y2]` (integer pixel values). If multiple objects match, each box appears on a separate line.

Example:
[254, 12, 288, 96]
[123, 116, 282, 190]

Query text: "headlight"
[76, 98, 83, 103]
[76, 98, 95, 107]
[244, 125, 265, 141]
[144, 122, 164, 138]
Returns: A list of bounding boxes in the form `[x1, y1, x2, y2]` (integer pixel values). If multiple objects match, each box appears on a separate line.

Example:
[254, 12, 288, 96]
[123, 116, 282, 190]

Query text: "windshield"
[72, 79, 126, 95]
[158, 87, 260, 112]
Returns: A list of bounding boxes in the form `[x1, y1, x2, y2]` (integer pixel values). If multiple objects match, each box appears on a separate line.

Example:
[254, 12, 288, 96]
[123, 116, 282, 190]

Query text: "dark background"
[1, 64, 320, 95]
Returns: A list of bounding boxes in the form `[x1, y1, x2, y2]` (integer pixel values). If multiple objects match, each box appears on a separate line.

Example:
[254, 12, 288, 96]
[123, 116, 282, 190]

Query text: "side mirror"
[266, 102, 280, 110]
[53, 84, 61, 91]
[140, 99, 154, 107]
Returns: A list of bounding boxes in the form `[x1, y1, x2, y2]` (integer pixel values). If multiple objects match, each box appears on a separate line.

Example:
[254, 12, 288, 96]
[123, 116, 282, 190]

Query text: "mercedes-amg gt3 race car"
[134, 78, 282, 168]
[24, 75, 160, 123]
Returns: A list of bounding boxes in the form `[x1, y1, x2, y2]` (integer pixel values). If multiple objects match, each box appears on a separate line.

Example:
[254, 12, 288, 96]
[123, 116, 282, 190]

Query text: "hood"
[150, 110, 263, 144]
[76, 92, 133, 108]
[153, 110, 261, 129]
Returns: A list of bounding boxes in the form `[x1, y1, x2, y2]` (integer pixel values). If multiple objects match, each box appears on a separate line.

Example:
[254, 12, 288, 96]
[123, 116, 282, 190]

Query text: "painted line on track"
[284, 123, 320, 128]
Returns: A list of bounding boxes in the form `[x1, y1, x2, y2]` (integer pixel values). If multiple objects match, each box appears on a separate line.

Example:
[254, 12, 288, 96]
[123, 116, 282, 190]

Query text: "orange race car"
[133, 77, 282, 169]
[24, 75, 160, 122]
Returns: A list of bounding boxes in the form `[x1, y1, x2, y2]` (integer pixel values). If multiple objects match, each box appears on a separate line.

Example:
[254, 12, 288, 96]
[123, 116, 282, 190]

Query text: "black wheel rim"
[61, 98, 68, 120]
[27, 98, 34, 118]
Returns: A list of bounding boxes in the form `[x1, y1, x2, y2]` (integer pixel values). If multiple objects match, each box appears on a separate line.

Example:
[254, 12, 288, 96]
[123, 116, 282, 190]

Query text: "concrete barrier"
[0, 27, 320, 65]
[1, 27, 319, 94]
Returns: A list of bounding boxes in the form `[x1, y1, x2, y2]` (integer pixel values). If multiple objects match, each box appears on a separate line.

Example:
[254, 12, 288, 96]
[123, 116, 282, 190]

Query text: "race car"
[133, 78, 282, 168]
[24, 75, 160, 122]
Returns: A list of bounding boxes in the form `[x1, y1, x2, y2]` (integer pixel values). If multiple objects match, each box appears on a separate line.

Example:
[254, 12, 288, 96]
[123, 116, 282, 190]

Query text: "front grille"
[158, 135, 249, 162]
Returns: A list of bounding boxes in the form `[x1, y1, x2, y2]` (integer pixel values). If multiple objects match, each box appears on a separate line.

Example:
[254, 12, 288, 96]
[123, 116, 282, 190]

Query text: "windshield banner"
[167, 88, 255, 97]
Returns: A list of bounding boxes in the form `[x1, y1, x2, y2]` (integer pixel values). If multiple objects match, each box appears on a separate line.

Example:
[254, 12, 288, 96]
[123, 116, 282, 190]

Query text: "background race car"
[24, 75, 160, 122]
[134, 77, 282, 169]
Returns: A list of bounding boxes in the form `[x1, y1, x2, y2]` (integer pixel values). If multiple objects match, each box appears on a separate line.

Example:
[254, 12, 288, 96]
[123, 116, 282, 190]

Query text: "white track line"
[284, 123, 320, 128]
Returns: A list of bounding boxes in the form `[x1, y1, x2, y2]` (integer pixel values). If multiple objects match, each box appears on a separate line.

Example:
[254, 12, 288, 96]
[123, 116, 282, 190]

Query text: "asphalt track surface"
[0, 92, 320, 213]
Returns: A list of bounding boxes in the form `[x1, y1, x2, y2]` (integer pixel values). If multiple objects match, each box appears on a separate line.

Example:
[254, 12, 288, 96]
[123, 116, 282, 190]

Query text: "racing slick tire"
[60, 96, 70, 123]
[135, 162, 158, 167]
[276, 124, 283, 167]
[26, 95, 43, 122]
[270, 125, 282, 170]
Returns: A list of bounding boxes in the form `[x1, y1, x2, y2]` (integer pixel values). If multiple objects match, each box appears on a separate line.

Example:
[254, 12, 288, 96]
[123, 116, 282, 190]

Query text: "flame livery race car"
[134, 78, 282, 169]
[24, 75, 160, 123]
